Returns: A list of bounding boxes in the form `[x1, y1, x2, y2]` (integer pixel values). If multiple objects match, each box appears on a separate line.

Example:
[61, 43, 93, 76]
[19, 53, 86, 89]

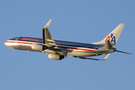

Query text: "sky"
[0, 0, 135, 90]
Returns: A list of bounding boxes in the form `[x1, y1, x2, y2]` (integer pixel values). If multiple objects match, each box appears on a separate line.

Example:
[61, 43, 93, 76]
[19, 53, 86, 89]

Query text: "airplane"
[4, 19, 131, 61]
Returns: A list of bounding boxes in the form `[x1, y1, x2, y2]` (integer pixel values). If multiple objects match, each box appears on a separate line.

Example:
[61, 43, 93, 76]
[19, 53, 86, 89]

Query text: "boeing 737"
[4, 19, 131, 60]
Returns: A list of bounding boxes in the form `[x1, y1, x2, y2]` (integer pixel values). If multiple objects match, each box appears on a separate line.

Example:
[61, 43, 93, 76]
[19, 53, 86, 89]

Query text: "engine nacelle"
[48, 54, 64, 60]
[32, 44, 43, 51]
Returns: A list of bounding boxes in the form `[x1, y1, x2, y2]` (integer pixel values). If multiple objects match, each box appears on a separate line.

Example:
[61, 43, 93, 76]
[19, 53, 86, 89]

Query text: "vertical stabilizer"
[93, 23, 125, 46]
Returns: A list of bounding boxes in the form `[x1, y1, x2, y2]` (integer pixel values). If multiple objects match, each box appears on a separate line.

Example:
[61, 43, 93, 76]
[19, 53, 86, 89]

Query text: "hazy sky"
[0, 0, 135, 90]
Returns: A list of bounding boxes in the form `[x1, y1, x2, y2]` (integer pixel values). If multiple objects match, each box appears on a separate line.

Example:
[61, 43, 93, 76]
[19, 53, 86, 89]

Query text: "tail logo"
[105, 33, 116, 43]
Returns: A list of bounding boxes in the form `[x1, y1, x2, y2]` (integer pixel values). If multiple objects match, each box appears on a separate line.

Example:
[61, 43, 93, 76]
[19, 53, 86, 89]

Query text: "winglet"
[43, 19, 52, 29]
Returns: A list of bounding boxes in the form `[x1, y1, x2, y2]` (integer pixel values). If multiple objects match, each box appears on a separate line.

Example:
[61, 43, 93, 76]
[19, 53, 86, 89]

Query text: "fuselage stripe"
[5, 40, 96, 52]
[5, 41, 33, 45]
[58, 46, 96, 52]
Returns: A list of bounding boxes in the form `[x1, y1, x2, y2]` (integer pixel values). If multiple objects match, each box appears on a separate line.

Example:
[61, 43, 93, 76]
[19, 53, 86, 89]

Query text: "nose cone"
[4, 41, 10, 47]
[4, 40, 16, 49]
[4, 41, 8, 46]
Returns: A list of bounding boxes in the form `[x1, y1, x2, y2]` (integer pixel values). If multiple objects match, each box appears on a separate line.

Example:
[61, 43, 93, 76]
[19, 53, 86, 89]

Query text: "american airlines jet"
[4, 19, 131, 60]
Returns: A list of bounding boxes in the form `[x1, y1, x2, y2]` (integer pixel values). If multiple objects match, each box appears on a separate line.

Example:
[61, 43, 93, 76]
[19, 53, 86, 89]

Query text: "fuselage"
[4, 37, 109, 57]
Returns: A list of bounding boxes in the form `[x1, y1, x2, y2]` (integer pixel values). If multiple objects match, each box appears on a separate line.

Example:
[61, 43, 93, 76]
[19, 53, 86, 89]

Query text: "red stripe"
[5, 41, 33, 45]
[5, 41, 96, 52]
[77, 48, 96, 52]
[58, 46, 96, 52]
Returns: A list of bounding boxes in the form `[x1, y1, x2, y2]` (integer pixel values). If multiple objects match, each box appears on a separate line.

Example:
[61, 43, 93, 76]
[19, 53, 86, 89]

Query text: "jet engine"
[48, 54, 64, 60]
[32, 44, 47, 51]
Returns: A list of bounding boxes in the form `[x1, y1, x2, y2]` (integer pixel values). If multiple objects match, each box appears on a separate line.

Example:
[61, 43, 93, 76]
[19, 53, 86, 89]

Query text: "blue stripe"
[55, 40, 103, 49]
[12, 37, 104, 49]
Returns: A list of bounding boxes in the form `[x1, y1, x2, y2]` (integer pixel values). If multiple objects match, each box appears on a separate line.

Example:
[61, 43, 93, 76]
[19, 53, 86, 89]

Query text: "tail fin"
[93, 23, 125, 46]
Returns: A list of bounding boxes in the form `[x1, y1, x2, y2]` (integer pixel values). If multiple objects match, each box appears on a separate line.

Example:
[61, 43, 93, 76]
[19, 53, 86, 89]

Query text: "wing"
[42, 19, 67, 55]
[42, 19, 60, 49]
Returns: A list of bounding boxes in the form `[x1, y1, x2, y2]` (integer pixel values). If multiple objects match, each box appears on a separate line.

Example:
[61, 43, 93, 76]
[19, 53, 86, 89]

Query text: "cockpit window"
[9, 37, 42, 42]
[9, 37, 21, 40]
[10, 38, 16, 40]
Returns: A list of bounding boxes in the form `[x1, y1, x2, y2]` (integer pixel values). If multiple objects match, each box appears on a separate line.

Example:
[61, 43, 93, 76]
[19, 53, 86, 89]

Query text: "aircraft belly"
[18, 45, 33, 51]
[67, 50, 109, 57]
[10, 44, 33, 51]
[67, 51, 97, 57]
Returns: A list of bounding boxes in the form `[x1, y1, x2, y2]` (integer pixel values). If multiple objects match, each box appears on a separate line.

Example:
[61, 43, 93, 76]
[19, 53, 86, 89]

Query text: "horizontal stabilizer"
[103, 40, 114, 49]
[115, 50, 132, 55]
[103, 53, 110, 60]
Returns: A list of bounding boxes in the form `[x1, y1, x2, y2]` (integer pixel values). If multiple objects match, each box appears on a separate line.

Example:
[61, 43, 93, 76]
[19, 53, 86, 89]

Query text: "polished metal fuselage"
[4, 37, 112, 57]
